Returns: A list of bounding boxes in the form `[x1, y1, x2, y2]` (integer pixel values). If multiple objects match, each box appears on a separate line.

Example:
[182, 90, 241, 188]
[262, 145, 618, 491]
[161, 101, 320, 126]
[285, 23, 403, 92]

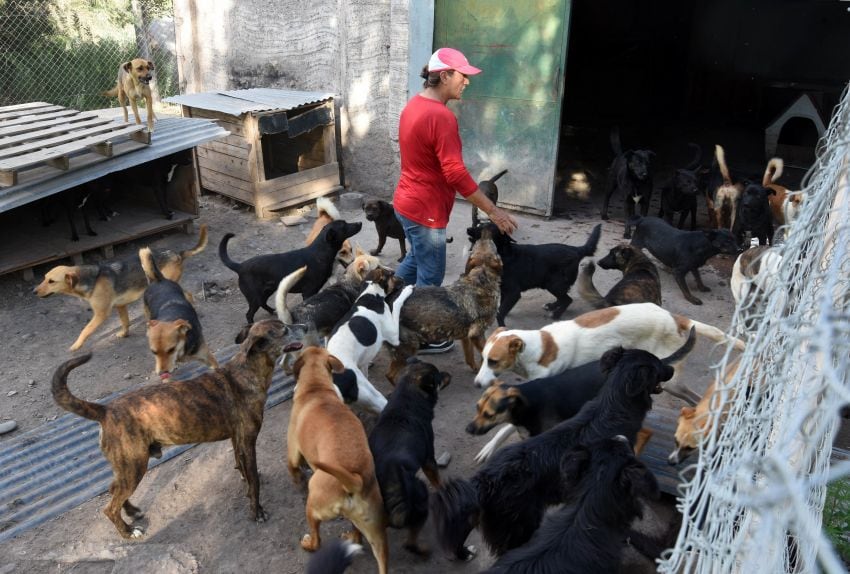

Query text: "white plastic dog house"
[765, 93, 826, 165]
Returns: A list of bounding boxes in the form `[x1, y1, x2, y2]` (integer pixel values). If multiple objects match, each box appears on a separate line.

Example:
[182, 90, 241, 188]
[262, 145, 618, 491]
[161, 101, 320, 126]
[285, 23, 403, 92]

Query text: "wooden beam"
[0, 170, 17, 187]
[129, 130, 151, 144]
[90, 141, 113, 157]
[45, 156, 69, 171]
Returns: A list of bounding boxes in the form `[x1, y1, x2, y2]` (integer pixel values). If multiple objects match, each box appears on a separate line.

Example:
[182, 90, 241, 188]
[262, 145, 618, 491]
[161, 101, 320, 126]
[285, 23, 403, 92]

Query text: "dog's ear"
[560, 445, 592, 488]
[439, 371, 452, 390]
[123, 61, 133, 72]
[327, 353, 345, 374]
[174, 319, 192, 334]
[324, 227, 338, 244]
[680, 406, 696, 419]
[620, 461, 660, 502]
[355, 245, 366, 257]
[600, 346, 625, 375]
[508, 335, 525, 355]
[64, 271, 79, 289]
[241, 328, 275, 356]
[504, 386, 527, 406]
[146, 60, 155, 70]
[292, 354, 305, 380]
[234, 323, 253, 344]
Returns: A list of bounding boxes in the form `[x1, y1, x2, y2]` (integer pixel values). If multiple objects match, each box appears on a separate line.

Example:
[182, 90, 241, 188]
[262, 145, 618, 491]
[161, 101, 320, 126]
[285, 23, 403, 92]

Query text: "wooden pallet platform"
[0, 102, 151, 187]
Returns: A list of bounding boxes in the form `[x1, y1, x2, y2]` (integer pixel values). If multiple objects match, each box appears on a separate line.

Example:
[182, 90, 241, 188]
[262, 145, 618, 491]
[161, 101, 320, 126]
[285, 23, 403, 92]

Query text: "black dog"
[113, 151, 193, 220]
[467, 222, 601, 325]
[362, 199, 407, 262]
[600, 128, 655, 239]
[431, 340, 687, 559]
[219, 219, 362, 322]
[659, 143, 701, 230]
[368, 359, 451, 555]
[40, 180, 115, 242]
[305, 539, 362, 574]
[732, 183, 776, 246]
[472, 169, 508, 228]
[577, 243, 662, 309]
[483, 437, 660, 574]
[630, 216, 740, 305]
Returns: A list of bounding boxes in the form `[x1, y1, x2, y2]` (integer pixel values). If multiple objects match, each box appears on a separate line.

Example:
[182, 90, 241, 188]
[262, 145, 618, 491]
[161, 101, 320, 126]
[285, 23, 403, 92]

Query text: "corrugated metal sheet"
[0, 113, 228, 214]
[164, 88, 334, 116]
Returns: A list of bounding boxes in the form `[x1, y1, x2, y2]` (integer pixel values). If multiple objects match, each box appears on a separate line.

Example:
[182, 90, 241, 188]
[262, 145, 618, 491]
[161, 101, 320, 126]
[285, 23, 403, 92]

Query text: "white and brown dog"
[474, 302, 745, 400]
[707, 144, 743, 231]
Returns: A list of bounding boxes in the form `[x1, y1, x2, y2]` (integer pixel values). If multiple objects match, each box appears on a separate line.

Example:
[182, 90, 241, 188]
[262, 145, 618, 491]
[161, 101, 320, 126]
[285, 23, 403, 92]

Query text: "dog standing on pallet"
[104, 58, 156, 132]
[33, 225, 208, 351]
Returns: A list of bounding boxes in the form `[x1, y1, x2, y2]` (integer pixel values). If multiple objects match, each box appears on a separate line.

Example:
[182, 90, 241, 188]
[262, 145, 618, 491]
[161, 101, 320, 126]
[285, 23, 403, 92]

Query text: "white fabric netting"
[658, 83, 850, 574]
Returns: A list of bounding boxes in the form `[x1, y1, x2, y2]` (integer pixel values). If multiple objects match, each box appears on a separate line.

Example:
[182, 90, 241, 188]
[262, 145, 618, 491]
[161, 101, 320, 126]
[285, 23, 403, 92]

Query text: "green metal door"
[433, 1, 571, 216]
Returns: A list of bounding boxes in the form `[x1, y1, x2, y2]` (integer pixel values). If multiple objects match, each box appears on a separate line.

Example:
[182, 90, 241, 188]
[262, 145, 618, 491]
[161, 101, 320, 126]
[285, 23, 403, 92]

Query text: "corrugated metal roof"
[164, 88, 334, 116]
[0, 112, 228, 214]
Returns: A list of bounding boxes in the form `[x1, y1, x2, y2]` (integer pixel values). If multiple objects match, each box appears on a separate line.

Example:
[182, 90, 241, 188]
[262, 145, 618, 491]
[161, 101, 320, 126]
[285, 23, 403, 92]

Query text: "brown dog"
[577, 243, 662, 309]
[104, 58, 156, 132]
[51, 319, 304, 539]
[34, 225, 208, 351]
[706, 144, 743, 230]
[386, 233, 503, 381]
[288, 346, 388, 574]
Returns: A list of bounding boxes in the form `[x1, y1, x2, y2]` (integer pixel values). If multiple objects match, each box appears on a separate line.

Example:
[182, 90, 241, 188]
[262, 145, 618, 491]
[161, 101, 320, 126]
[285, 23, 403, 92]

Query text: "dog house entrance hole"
[261, 124, 326, 180]
[777, 117, 820, 149]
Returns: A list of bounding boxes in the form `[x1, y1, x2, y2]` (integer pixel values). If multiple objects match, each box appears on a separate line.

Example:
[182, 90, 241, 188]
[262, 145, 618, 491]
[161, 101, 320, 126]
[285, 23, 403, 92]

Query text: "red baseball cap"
[428, 48, 482, 75]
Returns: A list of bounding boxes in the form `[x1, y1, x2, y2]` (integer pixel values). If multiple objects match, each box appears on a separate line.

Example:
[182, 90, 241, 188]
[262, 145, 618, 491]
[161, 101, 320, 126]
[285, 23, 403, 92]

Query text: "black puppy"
[630, 215, 740, 305]
[577, 243, 662, 309]
[600, 128, 655, 239]
[40, 180, 115, 242]
[219, 219, 362, 322]
[467, 222, 601, 325]
[659, 143, 701, 230]
[431, 340, 688, 559]
[471, 169, 508, 228]
[362, 199, 407, 262]
[732, 183, 776, 246]
[113, 151, 193, 220]
[368, 359, 451, 555]
[483, 437, 660, 574]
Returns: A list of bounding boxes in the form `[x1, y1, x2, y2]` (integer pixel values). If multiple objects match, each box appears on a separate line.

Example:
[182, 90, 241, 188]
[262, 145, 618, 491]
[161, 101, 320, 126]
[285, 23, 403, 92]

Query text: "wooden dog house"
[165, 88, 342, 218]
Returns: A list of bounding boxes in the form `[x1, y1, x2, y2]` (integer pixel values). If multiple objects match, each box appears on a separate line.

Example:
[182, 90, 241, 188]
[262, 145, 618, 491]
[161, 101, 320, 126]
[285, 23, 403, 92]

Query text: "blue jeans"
[394, 211, 447, 286]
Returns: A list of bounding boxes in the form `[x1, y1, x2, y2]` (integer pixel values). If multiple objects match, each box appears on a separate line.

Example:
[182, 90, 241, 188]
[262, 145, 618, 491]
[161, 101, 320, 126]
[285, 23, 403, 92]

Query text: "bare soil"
[0, 189, 740, 573]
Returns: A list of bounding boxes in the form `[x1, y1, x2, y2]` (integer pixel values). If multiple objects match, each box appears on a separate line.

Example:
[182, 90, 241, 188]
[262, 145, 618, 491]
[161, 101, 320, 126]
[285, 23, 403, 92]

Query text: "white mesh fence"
[658, 84, 850, 573]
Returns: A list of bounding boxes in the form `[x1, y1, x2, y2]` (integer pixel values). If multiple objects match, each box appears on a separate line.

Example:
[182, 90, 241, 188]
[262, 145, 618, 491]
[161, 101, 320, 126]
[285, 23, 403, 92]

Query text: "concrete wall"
[173, 0, 416, 199]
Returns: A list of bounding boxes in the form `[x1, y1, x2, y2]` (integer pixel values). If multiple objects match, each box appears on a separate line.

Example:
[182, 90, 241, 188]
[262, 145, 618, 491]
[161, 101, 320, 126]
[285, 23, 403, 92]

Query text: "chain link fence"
[0, 0, 178, 112]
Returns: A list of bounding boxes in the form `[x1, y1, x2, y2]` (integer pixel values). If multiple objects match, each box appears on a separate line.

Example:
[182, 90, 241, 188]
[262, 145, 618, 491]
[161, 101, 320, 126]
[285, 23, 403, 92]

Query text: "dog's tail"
[384, 465, 429, 529]
[274, 266, 307, 323]
[312, 460, 364, 494]
[51, 353, 106, 422]
[488, 169, 508, 184]
[305, 539, 363, 574]
[218, 233, 241, 272]
[577, 261, 610, 309]
[139, 247, 164, 283]
[102, 86, 119, 98]
[578, 223, 602, 258]
[610, 126, 623, 156]
[762, 158, 784, 187]
[679, 314, 747, 351]
[179, 223, 208, 260]
[686, 142, 702, 171]
[715, 145, 733, 186]
[430, 477, 481, 560]
[317, 196, 341, 221]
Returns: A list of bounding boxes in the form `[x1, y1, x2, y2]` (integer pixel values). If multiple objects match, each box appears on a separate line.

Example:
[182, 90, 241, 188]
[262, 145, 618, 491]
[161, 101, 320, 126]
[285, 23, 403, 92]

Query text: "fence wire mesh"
[0, 0, 178, 112]
[659, 83, 850, 573]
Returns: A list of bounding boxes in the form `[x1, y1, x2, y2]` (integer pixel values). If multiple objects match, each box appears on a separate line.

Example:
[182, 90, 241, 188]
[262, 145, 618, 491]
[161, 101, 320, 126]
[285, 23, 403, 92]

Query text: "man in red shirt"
[393, 47, 518, 353]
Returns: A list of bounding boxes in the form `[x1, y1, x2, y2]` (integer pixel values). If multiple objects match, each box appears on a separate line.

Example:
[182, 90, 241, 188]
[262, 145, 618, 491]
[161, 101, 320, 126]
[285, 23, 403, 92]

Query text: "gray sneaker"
[418, 340, 455, 354]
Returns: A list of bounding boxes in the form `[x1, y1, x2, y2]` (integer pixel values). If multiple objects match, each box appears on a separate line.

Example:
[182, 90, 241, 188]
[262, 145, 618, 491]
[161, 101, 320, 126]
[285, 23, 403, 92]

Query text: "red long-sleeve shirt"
[393, 94, 478, 228]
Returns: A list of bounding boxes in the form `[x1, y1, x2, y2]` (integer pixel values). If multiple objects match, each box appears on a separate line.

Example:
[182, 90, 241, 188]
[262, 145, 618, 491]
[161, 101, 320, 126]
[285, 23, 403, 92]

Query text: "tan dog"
[762, 157, 792, 225]
[669, 357, 742, 465]
[288, 346, 388, 574]
[51, 320, 304, 538]
[104, 58, 156, 132]
[34, 225, 207, 351]
[305, 197, 354, 268]
[707, 144, 743, 230]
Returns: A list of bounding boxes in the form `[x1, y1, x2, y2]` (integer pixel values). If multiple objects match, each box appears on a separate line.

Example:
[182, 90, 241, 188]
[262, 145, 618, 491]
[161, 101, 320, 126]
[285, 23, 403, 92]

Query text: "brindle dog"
[386, 232, 502, 382]
[577, 244, 662, 309]
[51, 319, 304, 539]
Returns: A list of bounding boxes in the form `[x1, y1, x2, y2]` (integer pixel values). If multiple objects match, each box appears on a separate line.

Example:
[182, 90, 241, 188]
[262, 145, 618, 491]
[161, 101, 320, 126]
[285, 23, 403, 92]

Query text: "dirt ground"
[0, 185, 742, 572]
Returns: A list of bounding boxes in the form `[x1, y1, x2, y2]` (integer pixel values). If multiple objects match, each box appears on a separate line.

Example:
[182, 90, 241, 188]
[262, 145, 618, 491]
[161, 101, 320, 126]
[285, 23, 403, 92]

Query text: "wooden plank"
[217, 133, 252, 149]
[257, 161, 339, 193]
[129, 130, 151, 144]
[259, 184, 343, 217]
[0, 102, 51, 113]
[197, 160, 255, 193]
[196, 152, 252, 181]
[0, 125, 146, 171]
[185, 108, 246, 137]
[200, 140, 250, 159]
[0, 122, 143, 161]
[0, 171, 16, 187]
[200, 172, 255, 205]
[0, 117, 114, 148]
[0, 112, 100, 137]
[0, 109, 83, 129]
[45, 156, 69, 171]
[0, 104, 64, 122]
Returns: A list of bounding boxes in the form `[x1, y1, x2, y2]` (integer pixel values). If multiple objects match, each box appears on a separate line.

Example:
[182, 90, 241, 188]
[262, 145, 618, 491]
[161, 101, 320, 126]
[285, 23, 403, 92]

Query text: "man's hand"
[489, 206, 517, 235]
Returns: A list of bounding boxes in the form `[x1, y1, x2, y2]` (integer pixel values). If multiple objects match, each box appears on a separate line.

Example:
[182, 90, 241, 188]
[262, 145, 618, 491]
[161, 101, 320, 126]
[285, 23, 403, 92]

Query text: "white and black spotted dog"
[326, 279, 414, 413]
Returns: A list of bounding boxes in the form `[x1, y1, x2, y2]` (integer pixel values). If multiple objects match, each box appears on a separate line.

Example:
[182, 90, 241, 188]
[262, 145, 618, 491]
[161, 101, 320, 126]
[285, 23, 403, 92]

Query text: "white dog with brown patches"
[474, 302, 745, 393]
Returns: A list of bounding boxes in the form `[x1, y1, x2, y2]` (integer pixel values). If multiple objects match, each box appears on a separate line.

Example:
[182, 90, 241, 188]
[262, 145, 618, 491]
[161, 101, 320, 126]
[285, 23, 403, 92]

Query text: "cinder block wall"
[173, 0, 413, 199]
